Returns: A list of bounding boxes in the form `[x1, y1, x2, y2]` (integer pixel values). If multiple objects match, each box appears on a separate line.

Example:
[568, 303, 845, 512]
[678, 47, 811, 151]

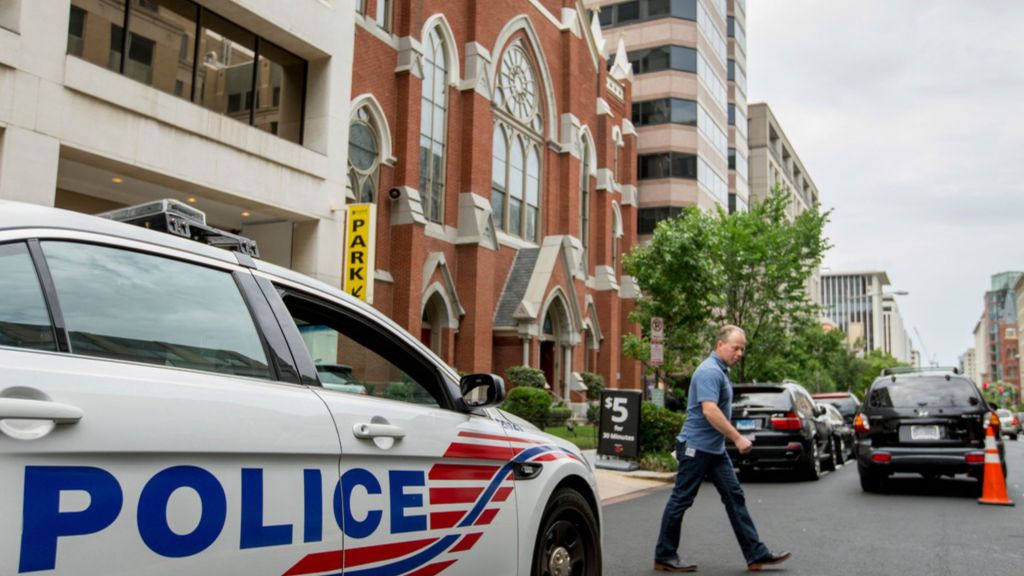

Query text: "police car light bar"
[98, 199, 260, 258]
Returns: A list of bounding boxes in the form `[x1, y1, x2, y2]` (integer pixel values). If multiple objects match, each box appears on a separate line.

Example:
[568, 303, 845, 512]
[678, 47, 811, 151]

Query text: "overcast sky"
[746, 0, 1024, 367]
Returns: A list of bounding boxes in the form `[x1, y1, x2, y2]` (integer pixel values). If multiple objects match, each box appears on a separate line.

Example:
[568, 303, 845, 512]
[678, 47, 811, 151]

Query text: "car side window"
[280, 292, 445, 408]
[0, 243, 57, 351]
[793, 391, 814, 416]
[41, 241, 272, 379]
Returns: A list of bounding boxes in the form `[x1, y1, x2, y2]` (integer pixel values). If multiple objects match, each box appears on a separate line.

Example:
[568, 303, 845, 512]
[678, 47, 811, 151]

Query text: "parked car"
[811, 391, 860, 425]
[996, 408, 1020, 440]
[855, 367, 1006, 493]
[0, 200, 602, 575]
[818, 402, 855, 462]
[727, 382, 835, 480]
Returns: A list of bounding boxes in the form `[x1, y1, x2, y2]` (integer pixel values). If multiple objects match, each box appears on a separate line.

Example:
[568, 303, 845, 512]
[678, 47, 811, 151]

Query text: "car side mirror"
[460, 373, 506, 409]
[814, 405, 826, 417]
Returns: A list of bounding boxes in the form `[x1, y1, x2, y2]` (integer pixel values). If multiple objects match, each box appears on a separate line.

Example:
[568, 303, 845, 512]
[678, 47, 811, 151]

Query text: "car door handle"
[353, 422, 406, 440]
[0, 398, 83, 424]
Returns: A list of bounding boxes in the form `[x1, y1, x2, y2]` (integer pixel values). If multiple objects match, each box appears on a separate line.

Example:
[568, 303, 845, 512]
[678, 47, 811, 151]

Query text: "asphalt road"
[602, 438, 1024, 575]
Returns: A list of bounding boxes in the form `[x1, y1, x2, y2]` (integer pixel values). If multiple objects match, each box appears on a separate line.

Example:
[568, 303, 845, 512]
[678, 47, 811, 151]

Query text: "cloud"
[747, 0, 1024, 364]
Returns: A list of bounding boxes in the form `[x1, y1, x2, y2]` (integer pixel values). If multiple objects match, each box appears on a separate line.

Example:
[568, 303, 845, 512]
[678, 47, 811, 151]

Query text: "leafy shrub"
[640, 401, 685, 455]
[639, 451, 678, 472]
[581, 371, 605, 401]
[586, 402, 601, 424]
[506, 365, 548, 388]
[502, 386, 552, 427]
[547, 403, 573, 427]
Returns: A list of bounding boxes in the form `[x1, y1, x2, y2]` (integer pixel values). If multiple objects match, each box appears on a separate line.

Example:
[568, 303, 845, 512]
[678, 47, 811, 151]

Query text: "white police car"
[0, 200, 601, 575]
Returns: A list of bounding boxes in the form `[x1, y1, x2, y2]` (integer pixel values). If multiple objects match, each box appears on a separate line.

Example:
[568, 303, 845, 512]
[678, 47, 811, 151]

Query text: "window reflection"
[68, 0, 305, 145]
[255, 41, 305, 143]
[69, 0, 126, 73]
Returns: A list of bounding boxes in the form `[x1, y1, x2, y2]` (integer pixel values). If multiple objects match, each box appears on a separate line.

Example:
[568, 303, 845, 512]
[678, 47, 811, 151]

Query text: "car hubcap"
[542, 519, 585, 576]
[549, 547, 571, 576]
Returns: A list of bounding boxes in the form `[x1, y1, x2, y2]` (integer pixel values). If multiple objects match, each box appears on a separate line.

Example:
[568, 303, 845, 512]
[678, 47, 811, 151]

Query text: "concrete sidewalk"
[583, 450, 676, 505]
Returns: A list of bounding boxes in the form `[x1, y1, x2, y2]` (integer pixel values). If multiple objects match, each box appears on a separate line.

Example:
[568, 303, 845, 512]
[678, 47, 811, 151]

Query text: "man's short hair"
[716, 325, 745, 344]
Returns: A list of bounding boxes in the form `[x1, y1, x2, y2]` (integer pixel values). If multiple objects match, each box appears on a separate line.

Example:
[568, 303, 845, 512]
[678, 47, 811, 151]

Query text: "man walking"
[654, 325, 791, 572]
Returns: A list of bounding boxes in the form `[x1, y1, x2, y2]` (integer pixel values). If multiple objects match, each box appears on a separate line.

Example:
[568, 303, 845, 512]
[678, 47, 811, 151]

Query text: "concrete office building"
[972, 318, 988, 384]
[747, 102, 819, 219]
[588, 0, 747, 240]
[747, 101, 821, 304]
[0, 0, 356, 286]
[961, 347, 977, 383]
[821, 271, 912, 363]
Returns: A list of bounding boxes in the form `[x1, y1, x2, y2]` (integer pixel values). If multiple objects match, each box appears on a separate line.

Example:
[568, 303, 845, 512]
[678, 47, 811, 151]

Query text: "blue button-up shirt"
[677, 352, 733, 454]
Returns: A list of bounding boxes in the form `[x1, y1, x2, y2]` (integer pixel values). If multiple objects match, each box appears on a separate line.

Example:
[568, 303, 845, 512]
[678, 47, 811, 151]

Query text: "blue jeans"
[655, 442, 769, 564]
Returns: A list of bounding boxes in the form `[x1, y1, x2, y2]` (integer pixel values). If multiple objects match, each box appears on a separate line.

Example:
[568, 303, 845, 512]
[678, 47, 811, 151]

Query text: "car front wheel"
[532, 488, 601, 576]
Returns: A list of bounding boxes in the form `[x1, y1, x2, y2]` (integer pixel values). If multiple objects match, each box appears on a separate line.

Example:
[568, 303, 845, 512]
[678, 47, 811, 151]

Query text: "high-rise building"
[978, 271, 1023, 401]
[348, 0, 643, 407]
[589, 0, 745, 241]
[0, 0, 357, 285]
[821, 271, 912, 363]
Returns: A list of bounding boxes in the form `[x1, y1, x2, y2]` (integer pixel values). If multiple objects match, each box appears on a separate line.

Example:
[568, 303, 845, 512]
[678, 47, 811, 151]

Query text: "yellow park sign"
[343, 203, 376, 303]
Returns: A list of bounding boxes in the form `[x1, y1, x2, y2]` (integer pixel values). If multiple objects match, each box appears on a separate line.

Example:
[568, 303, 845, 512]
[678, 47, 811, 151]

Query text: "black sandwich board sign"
[597, 389, 642, 460]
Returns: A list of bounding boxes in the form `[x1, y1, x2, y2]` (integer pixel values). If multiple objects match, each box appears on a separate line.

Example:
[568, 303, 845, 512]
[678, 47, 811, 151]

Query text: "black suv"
[727, 382, 835, 480]
[855, 368, 1006, 492]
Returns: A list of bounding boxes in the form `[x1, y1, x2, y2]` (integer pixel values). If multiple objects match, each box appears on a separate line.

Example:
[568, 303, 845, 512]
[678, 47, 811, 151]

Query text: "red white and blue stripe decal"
[282, 432, 582, 576]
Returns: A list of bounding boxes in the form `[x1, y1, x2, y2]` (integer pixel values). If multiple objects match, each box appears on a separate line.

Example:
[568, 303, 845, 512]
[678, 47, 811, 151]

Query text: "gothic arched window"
[348, 106, 381, 203]
[491, 43, 543, 242]
[419, 27, 448, 223]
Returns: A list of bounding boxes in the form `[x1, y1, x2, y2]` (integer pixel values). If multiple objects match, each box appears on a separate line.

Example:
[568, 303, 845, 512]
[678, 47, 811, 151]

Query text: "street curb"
[601, 482, 673, 506]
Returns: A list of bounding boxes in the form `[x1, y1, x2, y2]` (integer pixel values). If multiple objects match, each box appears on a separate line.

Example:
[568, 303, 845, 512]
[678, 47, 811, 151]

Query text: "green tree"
[718, 189, 831, 382]
[850, 350, 906, 399]
[623, 206, 722, 375]
[623, 186, 830, 382]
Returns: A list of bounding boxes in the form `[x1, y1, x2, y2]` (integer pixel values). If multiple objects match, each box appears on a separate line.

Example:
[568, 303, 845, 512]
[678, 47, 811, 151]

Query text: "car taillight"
[989, 412, 1001, 430]
[771, 411, 803, 431]
[871, 452, 891, 463]
[1013, 417, 1020, 426]
[965, 453, 985, 464]
[854, 413, 870, 434]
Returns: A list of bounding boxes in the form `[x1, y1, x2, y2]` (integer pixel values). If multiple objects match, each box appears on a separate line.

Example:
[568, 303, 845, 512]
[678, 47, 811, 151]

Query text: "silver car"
[996, 409, 1020, 440]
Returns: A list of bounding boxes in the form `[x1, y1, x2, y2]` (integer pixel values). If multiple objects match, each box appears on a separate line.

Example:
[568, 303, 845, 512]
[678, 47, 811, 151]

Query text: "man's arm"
[702, 401, 753, 454]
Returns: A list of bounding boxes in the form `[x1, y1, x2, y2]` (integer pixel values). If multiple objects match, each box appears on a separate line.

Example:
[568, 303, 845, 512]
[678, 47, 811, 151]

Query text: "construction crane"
[913, 326, 938, 367]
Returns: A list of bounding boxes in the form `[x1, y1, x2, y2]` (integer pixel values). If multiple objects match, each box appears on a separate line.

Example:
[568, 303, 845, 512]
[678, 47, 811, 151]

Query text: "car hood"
[492, 409, 583, 458]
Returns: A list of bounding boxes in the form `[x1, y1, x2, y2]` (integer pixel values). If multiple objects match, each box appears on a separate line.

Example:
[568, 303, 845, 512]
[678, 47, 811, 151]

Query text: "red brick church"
[347, 0, 642, 406]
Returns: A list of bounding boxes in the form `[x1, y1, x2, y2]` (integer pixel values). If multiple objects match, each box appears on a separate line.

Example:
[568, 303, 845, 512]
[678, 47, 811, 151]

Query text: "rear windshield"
[733, 390, 792, 411]
[817, 397, 858, 416]
[867, 377, 980, 409]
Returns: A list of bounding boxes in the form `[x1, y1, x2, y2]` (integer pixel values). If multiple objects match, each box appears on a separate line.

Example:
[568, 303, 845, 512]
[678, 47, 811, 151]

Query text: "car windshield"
[817, 397, 858, 417]
[867, 377, 979, 409]
[733, 391, 791, 411]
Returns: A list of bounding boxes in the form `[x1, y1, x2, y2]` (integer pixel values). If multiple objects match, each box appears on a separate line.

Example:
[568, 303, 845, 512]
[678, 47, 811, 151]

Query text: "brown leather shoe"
[654, 558, 698, 572]
[747, 550, 791, 571]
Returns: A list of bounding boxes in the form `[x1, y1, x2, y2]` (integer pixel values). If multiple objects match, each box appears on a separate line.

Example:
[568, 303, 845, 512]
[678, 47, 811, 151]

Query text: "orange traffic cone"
[978, 424, 1014, 507]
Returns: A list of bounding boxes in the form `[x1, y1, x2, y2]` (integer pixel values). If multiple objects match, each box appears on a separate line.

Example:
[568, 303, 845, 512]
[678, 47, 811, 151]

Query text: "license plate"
[911, 425, 940, 440]
[736, 419, 758, 431]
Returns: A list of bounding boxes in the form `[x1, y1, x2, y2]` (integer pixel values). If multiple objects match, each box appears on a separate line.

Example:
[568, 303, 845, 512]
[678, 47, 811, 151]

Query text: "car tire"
[858, 465, 886, 493]
[823, 438, 838, 472]
[531, 488, 601, 576]
[803, 440, 821, 481]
